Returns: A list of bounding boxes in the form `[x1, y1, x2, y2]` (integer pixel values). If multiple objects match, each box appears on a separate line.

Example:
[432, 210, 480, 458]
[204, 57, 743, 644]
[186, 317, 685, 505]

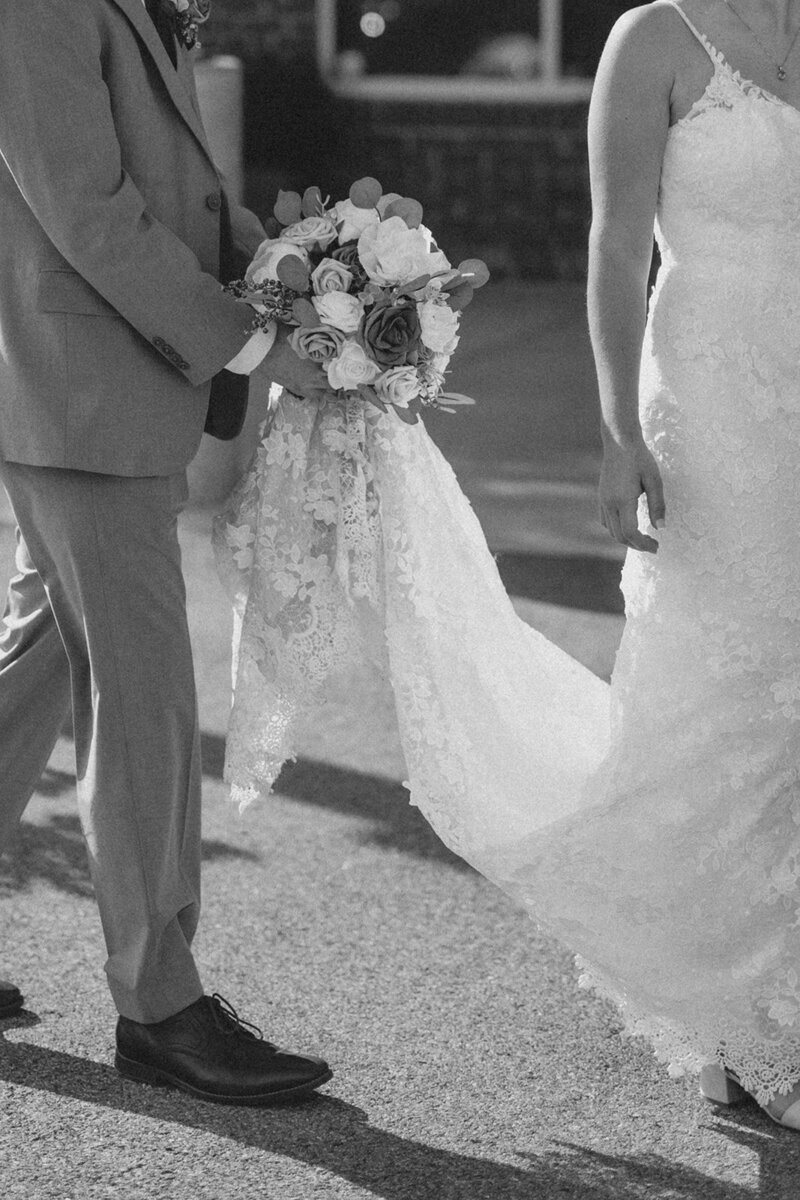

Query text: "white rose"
[248, 238, 309, 284]
[417, 224, 439, 250]
[419, 299, 460, 355]
[281, 216, 338, 250]
[375, 367, 422, 409]
[311, 258, 354, 295]
[332, 199, 381, 245]
[326, 342, 381, 391]
[358, 217, 451, 286]
[312, 292, 363, 334]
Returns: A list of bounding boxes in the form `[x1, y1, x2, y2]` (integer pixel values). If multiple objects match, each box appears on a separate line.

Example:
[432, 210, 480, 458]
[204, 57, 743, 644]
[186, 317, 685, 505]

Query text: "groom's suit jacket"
[0, 0, 265, 475]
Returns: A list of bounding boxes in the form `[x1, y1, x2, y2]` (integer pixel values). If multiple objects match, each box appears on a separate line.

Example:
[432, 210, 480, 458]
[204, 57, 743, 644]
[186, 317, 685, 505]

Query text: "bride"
[215, 0, 800, 1128]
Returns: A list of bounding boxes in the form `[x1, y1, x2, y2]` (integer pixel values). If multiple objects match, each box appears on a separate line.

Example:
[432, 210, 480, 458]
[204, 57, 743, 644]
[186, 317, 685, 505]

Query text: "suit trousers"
[0, 463, 204, 1022]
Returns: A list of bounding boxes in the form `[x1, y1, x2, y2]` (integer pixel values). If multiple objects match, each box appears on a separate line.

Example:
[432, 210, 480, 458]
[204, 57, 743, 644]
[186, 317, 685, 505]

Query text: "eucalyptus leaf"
[293, 297, 320, 328]
[349, 177, 383, 209]
[457, 259, 491, 288]
[301, 186, 325, 218]
[394, 402, 420, 425]
[358, 383, 386, 410]
[276, 255, 310, 293]
[382, 197, 424, 228]
[440, 392, 477, 405]
[399, 273, 431, 293]
[446, 282, 474, 311]
[274, 190, 303, 226]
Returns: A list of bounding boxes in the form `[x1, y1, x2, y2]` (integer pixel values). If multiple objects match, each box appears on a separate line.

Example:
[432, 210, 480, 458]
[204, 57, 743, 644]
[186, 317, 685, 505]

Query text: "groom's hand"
[260, 324, 329, 399]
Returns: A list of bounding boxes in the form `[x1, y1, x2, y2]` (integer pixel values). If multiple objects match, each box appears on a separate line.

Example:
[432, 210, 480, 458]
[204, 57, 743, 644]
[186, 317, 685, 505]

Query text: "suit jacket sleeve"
[0, 0, 253, 387]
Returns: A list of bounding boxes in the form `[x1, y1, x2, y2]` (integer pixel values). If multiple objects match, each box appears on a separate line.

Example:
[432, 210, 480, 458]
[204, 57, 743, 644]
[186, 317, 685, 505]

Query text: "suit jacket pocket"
[36, 269, 120, 317]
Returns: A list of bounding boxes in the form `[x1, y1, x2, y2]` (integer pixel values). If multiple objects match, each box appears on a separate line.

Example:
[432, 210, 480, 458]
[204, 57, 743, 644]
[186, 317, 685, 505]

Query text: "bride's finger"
[605, 507, 626, 545]
[620, 504, 659, 553]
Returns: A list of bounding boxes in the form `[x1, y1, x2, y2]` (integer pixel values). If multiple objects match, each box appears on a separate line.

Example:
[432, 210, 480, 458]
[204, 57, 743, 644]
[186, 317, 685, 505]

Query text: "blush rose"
[326, 342, 381, 391]
[281, 216, 338, 251]
[375, 367, 422, 409]
[289, 325, 348, 364]
[311, 258, 354, 296]
[312, 292, 363, 334]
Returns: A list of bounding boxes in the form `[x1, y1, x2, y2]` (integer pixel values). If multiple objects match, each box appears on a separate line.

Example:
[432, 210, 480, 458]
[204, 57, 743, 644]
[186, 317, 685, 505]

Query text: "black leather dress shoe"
[0, 979, 23, 1018]
[115, 993, 333, 1105]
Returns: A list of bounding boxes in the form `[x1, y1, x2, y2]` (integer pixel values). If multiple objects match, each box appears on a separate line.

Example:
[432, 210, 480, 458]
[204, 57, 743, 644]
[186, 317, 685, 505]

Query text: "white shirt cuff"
[224, 320, 278, 375]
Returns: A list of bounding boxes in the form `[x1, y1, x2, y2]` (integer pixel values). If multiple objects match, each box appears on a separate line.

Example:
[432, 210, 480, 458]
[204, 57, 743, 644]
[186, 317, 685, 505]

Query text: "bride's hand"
[599, 436, 665, 554]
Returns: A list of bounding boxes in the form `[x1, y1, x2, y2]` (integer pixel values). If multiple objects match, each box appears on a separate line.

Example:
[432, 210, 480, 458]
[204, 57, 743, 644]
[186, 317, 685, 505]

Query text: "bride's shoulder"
[597, 2, 700, 86]
[604, 2, 702, 54]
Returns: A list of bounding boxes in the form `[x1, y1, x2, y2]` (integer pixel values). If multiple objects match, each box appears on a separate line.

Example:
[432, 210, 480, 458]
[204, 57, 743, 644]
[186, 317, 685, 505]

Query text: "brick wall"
[335, 99, 591, 280]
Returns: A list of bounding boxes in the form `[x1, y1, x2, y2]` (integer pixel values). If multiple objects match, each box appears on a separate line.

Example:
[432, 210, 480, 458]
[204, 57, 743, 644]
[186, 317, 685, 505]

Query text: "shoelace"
[208, 993, 269, 1043]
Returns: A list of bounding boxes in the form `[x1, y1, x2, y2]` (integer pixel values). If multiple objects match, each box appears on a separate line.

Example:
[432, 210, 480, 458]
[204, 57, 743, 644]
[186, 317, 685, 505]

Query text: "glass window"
[332, 0, 638, 80]
[336, 0, 541, 79]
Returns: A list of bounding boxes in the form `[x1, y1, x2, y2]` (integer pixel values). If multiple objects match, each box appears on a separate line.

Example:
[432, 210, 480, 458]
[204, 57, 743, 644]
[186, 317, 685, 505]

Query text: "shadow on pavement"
[0, 810, 260, 898]
[277, 757, 468, 868]
[0, 1022, 788, 1199]
[0, 813, 94, 898]
[202, 731, 467, 870]
[0, 733, 465, 897]
[495, 552, 624, 614]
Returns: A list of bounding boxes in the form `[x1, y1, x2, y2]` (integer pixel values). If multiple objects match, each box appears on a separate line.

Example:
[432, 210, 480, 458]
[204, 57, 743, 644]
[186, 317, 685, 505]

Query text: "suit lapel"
[105, 0, 214, 165]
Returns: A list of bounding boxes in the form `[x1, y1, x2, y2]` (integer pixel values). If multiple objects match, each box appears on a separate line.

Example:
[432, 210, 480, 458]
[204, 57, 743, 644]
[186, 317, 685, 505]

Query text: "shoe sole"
[0, 995, 23, 1019]
[114, 1050, 333, 1106]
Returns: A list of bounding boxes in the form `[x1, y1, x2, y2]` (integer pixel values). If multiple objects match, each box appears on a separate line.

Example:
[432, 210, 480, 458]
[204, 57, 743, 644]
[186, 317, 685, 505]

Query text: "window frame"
[315, 0, 595, 104]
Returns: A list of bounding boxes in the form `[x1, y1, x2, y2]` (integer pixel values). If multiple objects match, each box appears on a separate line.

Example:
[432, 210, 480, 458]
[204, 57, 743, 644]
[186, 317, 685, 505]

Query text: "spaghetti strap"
[663, 0, 722, 66]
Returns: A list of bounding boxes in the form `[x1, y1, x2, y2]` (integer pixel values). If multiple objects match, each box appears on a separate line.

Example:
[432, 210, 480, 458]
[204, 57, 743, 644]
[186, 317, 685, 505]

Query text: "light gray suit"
[0, 0, 265, 1020]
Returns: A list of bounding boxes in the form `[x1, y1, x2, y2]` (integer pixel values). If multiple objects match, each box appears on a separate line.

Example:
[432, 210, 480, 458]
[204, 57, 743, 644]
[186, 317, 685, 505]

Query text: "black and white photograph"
[0, 0, 798, 1196]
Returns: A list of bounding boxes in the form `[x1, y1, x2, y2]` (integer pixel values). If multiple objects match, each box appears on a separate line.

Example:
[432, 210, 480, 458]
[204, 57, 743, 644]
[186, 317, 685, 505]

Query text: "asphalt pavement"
[0, 283, 794, 1199]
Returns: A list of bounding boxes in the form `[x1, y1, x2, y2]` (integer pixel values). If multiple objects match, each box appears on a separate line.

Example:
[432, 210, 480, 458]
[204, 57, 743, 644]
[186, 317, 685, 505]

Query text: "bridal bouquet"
[226, 177, 489, 424]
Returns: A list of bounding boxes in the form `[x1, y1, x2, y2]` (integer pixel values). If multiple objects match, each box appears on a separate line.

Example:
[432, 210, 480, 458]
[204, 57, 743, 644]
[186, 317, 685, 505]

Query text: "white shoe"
[699, 1063, 800, 1130]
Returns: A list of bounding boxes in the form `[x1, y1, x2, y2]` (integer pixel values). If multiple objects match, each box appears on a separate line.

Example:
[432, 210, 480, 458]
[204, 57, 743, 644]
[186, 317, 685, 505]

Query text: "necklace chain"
[723, 0, 800, 79]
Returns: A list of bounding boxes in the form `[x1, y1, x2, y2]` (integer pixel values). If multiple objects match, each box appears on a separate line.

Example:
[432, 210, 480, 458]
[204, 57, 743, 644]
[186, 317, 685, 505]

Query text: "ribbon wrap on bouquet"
[334, 393, 381, 606]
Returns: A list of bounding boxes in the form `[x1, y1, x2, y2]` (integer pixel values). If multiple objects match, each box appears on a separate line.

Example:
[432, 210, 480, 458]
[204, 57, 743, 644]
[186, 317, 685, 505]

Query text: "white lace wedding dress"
[214, 3, 800, 1104]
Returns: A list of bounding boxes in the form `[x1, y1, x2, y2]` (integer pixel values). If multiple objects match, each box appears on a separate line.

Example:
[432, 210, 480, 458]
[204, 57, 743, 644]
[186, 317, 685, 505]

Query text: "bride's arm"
[588, 5, 674, 553]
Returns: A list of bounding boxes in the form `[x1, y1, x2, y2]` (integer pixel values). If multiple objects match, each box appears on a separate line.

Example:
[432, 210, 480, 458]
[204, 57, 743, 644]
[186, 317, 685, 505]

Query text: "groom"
[0, 0, 333, 1104]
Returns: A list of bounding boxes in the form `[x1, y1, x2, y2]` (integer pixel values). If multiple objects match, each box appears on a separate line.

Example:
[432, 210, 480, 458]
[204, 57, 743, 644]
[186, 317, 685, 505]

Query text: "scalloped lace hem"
[577, 958, 800, 1106]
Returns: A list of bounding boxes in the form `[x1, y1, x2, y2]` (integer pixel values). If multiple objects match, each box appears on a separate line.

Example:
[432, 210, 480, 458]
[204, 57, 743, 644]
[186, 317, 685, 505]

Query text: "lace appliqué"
[214, 388, 383, 809]
[674, 61, 740, 127]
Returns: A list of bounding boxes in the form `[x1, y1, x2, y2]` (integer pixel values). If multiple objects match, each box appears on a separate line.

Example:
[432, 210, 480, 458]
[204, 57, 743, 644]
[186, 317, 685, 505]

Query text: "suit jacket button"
[206, 192, 222, 212]
[153, 336, 190, 371]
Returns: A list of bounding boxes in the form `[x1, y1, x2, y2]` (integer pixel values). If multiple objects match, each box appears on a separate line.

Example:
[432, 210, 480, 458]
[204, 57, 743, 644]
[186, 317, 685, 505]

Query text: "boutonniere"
[163, 0, 210, 50]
